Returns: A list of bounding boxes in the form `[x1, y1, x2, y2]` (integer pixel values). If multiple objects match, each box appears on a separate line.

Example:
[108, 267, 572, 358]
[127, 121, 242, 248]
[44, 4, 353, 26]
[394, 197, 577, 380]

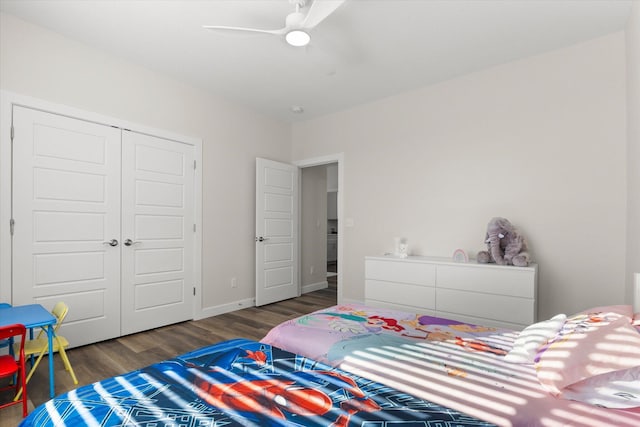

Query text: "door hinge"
[193, 160, 196, 170]
[9, 218, 15, 236]
[193, 287, 196, 296]
[193, 224, 196, 232]
[10, 125, 14, 141]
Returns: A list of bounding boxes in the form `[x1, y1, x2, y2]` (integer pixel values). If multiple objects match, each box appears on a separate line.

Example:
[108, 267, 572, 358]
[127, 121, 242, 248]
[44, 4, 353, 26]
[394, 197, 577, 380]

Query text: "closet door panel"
[120, 131, 195, 335]
[12, 106, 122, 347]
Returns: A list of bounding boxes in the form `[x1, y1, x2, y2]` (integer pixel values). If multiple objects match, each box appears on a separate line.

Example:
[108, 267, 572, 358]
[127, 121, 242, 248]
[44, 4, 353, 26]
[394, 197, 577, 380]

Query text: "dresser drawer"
[436, 288, 535, 326]
[437, 265, 535, 298]
[365, 259, 436, 286]
[365, 279, 436, 310]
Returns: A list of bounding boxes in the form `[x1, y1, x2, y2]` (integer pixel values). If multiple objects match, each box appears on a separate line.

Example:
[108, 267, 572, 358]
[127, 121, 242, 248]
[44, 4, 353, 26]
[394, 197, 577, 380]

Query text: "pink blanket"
[262, 303, 640, 427]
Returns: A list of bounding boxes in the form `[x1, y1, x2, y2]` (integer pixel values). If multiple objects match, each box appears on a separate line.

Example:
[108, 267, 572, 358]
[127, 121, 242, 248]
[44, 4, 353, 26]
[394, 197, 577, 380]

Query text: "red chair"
[0, 323, 27, 417]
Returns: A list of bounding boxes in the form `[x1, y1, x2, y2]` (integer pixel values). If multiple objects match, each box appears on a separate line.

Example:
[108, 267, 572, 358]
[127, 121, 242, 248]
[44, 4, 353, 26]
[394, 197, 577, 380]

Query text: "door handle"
[103, 239, 119, 247]
[255, 236, 269, 242]
[124, 239, 141, 246]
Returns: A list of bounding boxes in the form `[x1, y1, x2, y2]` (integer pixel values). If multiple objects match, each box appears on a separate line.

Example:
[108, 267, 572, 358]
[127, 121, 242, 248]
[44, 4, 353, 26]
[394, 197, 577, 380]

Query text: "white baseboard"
[195, 280, 344, 321]
[339, 296, 364, 305]
[195, 297, 255, 320]
[302, 281, 328, 294]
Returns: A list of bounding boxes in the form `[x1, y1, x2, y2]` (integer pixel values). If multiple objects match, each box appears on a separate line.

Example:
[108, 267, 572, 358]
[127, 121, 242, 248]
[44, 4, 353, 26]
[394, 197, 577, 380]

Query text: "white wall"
[1, 11, 633, 323]
[292, 32, 628, 320]
[0, 13, 291, 313]
[626, 0, 640, 307]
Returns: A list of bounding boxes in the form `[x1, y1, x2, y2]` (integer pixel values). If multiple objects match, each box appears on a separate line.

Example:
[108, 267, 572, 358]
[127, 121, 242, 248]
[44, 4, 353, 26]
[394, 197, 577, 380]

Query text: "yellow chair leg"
[14, 337, 79, 401]
[13, 350, 46, 401]
[57, 345, 78, 384]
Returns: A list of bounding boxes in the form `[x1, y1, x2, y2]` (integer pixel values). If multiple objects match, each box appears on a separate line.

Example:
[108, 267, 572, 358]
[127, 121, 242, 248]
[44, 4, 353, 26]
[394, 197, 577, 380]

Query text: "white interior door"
[120, 130, 195, 335]
[12, 106, 122, 347]
[255, 158, 299, 306]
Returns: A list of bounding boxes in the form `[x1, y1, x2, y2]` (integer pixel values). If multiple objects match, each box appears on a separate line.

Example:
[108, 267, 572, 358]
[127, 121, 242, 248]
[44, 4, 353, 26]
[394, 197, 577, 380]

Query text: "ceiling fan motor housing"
[286, 11, 305, 29]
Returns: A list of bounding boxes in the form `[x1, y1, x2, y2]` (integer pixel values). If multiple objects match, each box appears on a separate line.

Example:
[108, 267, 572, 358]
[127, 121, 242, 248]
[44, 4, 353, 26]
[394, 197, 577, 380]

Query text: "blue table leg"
[29, 328, 34, 367]
[47, 326, 55, 398]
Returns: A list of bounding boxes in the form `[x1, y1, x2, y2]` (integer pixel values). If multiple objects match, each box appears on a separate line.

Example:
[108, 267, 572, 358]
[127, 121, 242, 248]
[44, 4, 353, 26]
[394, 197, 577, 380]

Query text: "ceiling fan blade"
[301, 0, 346, 29]
[202, 25, 286, 36]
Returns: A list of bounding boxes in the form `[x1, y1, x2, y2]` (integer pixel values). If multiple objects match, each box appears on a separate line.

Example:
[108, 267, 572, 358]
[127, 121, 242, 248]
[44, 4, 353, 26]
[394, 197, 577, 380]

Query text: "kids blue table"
[0, 304, 57, 398]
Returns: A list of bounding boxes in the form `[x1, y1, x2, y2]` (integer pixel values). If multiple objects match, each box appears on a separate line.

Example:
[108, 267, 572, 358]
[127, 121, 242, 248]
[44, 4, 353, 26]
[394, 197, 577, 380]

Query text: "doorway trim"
[294, 153, 344, 304]
[0, 90, 203, 318]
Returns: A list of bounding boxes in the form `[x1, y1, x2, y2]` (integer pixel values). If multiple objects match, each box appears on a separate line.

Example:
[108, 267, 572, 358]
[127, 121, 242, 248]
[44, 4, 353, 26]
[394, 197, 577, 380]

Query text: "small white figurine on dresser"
[394, 237, 409, 258]
[398, 243, 409, 258]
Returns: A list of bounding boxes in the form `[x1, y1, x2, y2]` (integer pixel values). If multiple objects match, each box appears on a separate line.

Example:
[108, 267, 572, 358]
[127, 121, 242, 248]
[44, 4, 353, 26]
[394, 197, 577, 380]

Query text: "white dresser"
[365, 255, 538, 330]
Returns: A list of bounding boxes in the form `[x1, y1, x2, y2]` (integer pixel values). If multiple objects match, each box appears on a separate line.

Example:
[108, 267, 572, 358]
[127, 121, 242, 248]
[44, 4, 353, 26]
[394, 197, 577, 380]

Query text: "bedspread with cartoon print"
[262, 303, 512, 365]
[20, 338, 495, 427]
[261, 304, 640, 427]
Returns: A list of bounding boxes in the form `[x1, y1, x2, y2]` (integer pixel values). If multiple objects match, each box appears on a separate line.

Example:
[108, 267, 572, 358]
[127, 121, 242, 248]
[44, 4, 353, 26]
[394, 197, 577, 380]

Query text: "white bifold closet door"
[120, 130, 194, 336]
[12, 106, 194, 347]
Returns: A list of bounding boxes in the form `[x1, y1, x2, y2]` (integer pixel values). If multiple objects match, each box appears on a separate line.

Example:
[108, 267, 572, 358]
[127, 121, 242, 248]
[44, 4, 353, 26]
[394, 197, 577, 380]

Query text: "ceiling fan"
[202, 0, 346, 47]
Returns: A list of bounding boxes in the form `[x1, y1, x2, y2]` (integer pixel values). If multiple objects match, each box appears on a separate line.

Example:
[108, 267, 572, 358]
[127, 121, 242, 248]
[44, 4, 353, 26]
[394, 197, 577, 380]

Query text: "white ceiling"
[0, 0, 633, 122]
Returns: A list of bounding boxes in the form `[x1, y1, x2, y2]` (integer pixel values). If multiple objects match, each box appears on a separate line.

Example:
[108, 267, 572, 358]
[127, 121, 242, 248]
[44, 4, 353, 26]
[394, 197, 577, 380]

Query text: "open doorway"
[297, 155, 342, 304]
[326, 164, 338, 290]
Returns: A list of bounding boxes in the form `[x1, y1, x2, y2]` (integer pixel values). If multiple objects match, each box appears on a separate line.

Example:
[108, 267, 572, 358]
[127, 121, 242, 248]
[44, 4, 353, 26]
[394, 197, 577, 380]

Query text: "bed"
[262, 303, 640, 427]
[20, 338, 497, 426]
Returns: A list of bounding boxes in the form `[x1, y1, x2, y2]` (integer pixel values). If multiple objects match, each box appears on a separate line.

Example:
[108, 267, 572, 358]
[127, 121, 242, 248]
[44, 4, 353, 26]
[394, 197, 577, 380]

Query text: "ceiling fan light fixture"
[285, 29, 310, 47]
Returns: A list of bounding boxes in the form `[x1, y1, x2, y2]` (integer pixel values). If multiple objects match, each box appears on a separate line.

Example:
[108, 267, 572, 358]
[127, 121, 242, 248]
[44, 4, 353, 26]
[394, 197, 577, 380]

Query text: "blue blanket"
[21, 338, 494, 426]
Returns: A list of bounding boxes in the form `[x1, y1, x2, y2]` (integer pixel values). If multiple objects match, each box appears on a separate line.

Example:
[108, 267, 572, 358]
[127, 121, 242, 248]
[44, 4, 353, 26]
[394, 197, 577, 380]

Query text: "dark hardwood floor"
[1, 286, 336, 426]
[328, 261, 337, 287]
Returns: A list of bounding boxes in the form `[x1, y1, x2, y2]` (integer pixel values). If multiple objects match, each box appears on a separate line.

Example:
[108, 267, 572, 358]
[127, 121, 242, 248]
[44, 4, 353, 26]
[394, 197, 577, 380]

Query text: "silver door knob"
[124, 239, 140, 246]
[103, 239, 118, 247]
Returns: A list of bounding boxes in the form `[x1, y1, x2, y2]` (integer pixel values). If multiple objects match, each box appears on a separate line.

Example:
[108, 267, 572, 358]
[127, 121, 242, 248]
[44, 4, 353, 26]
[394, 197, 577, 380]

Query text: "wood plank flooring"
[1, 286, 336, 426]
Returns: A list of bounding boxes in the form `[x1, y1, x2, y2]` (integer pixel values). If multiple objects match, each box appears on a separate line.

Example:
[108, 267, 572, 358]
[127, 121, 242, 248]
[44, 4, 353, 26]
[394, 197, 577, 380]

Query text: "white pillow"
[504, 314, 566, 364]
[561, 366, 640, 408]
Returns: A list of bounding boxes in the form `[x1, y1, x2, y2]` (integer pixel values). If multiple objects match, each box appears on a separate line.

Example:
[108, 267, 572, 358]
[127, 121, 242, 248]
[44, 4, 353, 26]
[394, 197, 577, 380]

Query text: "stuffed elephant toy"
[477, 217, 530, 267]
